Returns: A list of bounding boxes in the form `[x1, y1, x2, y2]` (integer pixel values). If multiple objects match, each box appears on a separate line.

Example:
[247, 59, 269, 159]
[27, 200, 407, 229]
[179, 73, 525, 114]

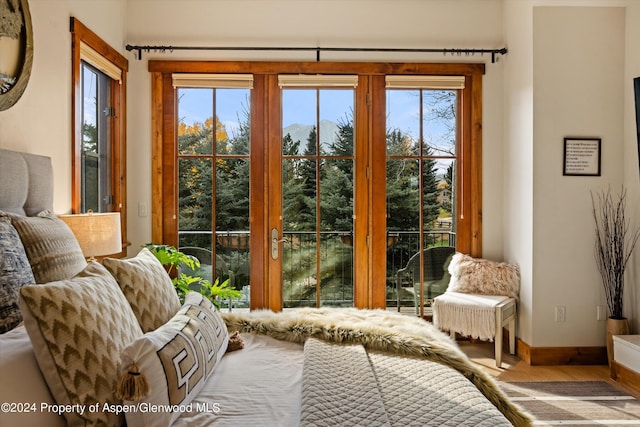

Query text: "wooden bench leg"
[495, 326, 503, 368]
[508, 318, 516, 355]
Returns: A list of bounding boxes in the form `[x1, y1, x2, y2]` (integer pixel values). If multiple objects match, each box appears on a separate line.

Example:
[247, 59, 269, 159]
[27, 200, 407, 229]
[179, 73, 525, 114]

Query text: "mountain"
[282, 120, 340, 152]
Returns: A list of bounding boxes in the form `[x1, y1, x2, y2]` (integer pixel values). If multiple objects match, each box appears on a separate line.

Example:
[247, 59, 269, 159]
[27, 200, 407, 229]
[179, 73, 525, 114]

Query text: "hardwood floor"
[457, 341, 640, 399]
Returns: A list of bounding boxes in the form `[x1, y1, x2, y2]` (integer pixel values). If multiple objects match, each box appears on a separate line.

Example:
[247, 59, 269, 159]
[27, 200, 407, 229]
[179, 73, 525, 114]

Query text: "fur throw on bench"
[447, 253, 520, 298]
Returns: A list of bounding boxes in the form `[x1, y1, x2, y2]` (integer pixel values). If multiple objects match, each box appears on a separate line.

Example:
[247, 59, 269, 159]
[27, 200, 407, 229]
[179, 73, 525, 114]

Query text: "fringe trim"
[433, 303, 497, 341]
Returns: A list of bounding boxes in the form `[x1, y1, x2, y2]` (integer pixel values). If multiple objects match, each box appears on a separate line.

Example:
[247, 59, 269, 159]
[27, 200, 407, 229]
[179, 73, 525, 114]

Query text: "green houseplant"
[143, 243, 241, 309]
[591, 187, 640, 365]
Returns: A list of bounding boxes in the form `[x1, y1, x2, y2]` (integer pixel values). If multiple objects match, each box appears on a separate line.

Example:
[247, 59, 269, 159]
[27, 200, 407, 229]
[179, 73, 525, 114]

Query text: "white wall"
[533, 6, 625, 346]
[503, 0, 535, 345]
[0, 0, 126, 213]
[623, 2, 640, 334]
[503, 1, 634, 346]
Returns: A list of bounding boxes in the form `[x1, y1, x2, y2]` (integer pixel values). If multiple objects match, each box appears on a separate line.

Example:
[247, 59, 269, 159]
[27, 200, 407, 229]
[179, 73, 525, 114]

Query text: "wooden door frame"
[149, 60, 484, 311]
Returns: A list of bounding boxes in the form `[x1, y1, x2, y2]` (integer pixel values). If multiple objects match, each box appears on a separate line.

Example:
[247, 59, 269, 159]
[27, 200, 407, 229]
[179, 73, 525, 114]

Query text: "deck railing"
[179, 229, 455, 309]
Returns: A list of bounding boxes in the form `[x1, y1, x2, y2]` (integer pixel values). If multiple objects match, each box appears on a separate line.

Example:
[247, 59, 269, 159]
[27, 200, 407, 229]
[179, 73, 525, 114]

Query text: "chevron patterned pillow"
[103, 248, 181, 333]
[19, 262, 143, 427]
[1, 210, 87, 284]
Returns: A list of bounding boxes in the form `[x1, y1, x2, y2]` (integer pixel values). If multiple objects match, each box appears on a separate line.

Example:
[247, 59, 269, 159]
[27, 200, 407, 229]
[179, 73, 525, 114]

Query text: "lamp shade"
[59, 211, 122, 259]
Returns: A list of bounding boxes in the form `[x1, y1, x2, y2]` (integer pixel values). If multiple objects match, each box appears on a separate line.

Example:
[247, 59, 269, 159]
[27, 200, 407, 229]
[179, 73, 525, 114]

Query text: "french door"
[151, 61, 484, 314]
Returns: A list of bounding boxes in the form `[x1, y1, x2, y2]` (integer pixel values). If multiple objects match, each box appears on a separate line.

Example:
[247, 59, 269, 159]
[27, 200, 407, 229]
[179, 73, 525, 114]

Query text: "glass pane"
[178, 88, 213, 155]
[422, 90, 457, 156]
[283, 158, 316, 232]
[320, 89, 354, 156]
[216, 157, 251, 309]
[282, 232, 317, 308]
[82, 67, 98, 155]
[177, 85, 252, 310]
[386, 87, 458, 313]
[179, 233, 214, 283]
[281, 87, 355, 309]
[319, 159, 354, 306]
[386, 157, 420, 311]
[80, 63, 110, 213]
[178, 157, 212, 234]
[387, 90, 420, 156]
[216, 88, 250, 155]
[82, 154, 99, 212]
[282, 157, 318, 307]
[282, 89, 316, 156]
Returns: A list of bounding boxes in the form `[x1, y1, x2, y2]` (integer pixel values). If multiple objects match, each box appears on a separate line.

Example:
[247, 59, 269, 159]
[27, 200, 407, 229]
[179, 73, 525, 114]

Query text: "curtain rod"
[125, 44, 508, 63]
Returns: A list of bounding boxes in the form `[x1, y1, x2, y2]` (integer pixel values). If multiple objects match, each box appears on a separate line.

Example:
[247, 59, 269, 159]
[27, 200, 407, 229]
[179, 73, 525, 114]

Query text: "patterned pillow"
[0, 217, 35, 333]
[103, 248, 181, 332]
[446, 253, 520, 298]
[119, 292, 229, 427]
[1, 210, 87, 283]
[19, 262, 143, 427]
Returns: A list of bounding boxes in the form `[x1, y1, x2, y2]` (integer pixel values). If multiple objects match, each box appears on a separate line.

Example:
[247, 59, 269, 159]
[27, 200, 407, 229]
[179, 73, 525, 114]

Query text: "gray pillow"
[0, 217, 36, 333]
[1, 210, 87, 283]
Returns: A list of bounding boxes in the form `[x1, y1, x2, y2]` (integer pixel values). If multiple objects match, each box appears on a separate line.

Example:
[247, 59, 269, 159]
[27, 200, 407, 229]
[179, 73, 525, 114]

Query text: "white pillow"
[119, 292, 229, 427]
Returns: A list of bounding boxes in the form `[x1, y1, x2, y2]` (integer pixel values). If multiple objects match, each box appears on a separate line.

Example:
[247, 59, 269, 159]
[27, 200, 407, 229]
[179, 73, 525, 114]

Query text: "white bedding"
[1, 328, 303, 427]
[172, 333, 304, 427]
[0, 325, 66, 427]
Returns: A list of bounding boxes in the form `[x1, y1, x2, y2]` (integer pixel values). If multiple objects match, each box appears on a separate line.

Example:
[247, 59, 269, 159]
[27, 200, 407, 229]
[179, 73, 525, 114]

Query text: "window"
[150, 62, 483, 313]
[174, 74, 253, 308]
[81, 63, 111, 212]
[70, 17, 128, 256]
[385, 76, 464, 312]
[279, 76, 358, 308]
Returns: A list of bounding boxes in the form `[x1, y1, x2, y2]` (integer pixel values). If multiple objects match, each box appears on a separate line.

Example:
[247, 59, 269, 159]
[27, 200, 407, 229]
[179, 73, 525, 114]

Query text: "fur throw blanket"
[222, 307, 532, 427]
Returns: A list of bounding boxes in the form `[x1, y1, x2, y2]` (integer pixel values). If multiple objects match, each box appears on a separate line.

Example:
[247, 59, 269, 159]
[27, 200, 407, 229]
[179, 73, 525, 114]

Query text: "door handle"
[271, 228, 289, 260]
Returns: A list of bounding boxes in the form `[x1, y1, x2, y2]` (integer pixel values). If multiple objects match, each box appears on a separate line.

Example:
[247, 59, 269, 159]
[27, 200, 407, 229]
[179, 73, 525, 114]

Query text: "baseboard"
[516, 338, 607, 365]
[610, 360, 640, 395]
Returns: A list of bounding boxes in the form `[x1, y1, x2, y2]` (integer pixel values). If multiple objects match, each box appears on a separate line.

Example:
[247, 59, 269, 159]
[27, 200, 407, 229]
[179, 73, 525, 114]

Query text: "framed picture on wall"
[563, 137, 601, 176]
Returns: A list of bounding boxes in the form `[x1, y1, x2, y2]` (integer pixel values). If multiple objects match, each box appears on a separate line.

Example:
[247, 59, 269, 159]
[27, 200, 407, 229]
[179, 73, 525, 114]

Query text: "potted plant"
[591, 187, 640, 365]
[143, 243, 241, 309]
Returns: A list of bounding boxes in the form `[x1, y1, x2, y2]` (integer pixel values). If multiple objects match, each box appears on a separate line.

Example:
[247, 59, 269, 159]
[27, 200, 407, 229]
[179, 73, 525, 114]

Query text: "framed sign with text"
[563, 137, 601, 176]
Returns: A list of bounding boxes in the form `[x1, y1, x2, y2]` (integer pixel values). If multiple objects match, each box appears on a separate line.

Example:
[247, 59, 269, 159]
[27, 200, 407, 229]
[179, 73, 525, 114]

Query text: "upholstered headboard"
[0, 149, 53, 216]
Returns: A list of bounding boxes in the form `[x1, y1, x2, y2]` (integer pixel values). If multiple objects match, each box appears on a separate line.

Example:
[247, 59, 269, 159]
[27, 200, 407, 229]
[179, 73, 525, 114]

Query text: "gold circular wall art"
[0, 0, 33, 111]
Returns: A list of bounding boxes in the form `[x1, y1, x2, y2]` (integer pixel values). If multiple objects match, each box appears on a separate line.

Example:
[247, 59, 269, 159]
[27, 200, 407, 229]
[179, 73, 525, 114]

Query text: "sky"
[177, 86, 457, 157]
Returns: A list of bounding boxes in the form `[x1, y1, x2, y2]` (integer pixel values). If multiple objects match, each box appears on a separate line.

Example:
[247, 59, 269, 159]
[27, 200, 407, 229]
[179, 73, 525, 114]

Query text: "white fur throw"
[447, 253, 520, 298]
[222, 307, 532, 427]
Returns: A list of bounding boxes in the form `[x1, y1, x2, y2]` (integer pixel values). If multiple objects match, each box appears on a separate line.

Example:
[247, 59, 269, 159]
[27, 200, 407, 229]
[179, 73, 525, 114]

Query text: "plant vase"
[606, 317, 629, 366]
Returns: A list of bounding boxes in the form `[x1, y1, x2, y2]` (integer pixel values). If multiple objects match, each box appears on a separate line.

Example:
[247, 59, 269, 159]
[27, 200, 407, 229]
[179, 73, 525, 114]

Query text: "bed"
[0, 148, 533, 427]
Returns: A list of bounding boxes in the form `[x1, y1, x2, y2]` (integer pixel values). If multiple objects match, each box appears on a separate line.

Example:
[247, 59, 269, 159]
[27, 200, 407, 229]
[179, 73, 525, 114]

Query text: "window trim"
[149, 61, 483, 309]
[70, 17, 128, 257]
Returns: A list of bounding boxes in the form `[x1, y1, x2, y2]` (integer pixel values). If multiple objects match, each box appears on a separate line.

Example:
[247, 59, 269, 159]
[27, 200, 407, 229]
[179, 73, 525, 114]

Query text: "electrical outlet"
[138, 202, 148, 217]
[597, 305, 605, 321]
[555, 306, 566, 322]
